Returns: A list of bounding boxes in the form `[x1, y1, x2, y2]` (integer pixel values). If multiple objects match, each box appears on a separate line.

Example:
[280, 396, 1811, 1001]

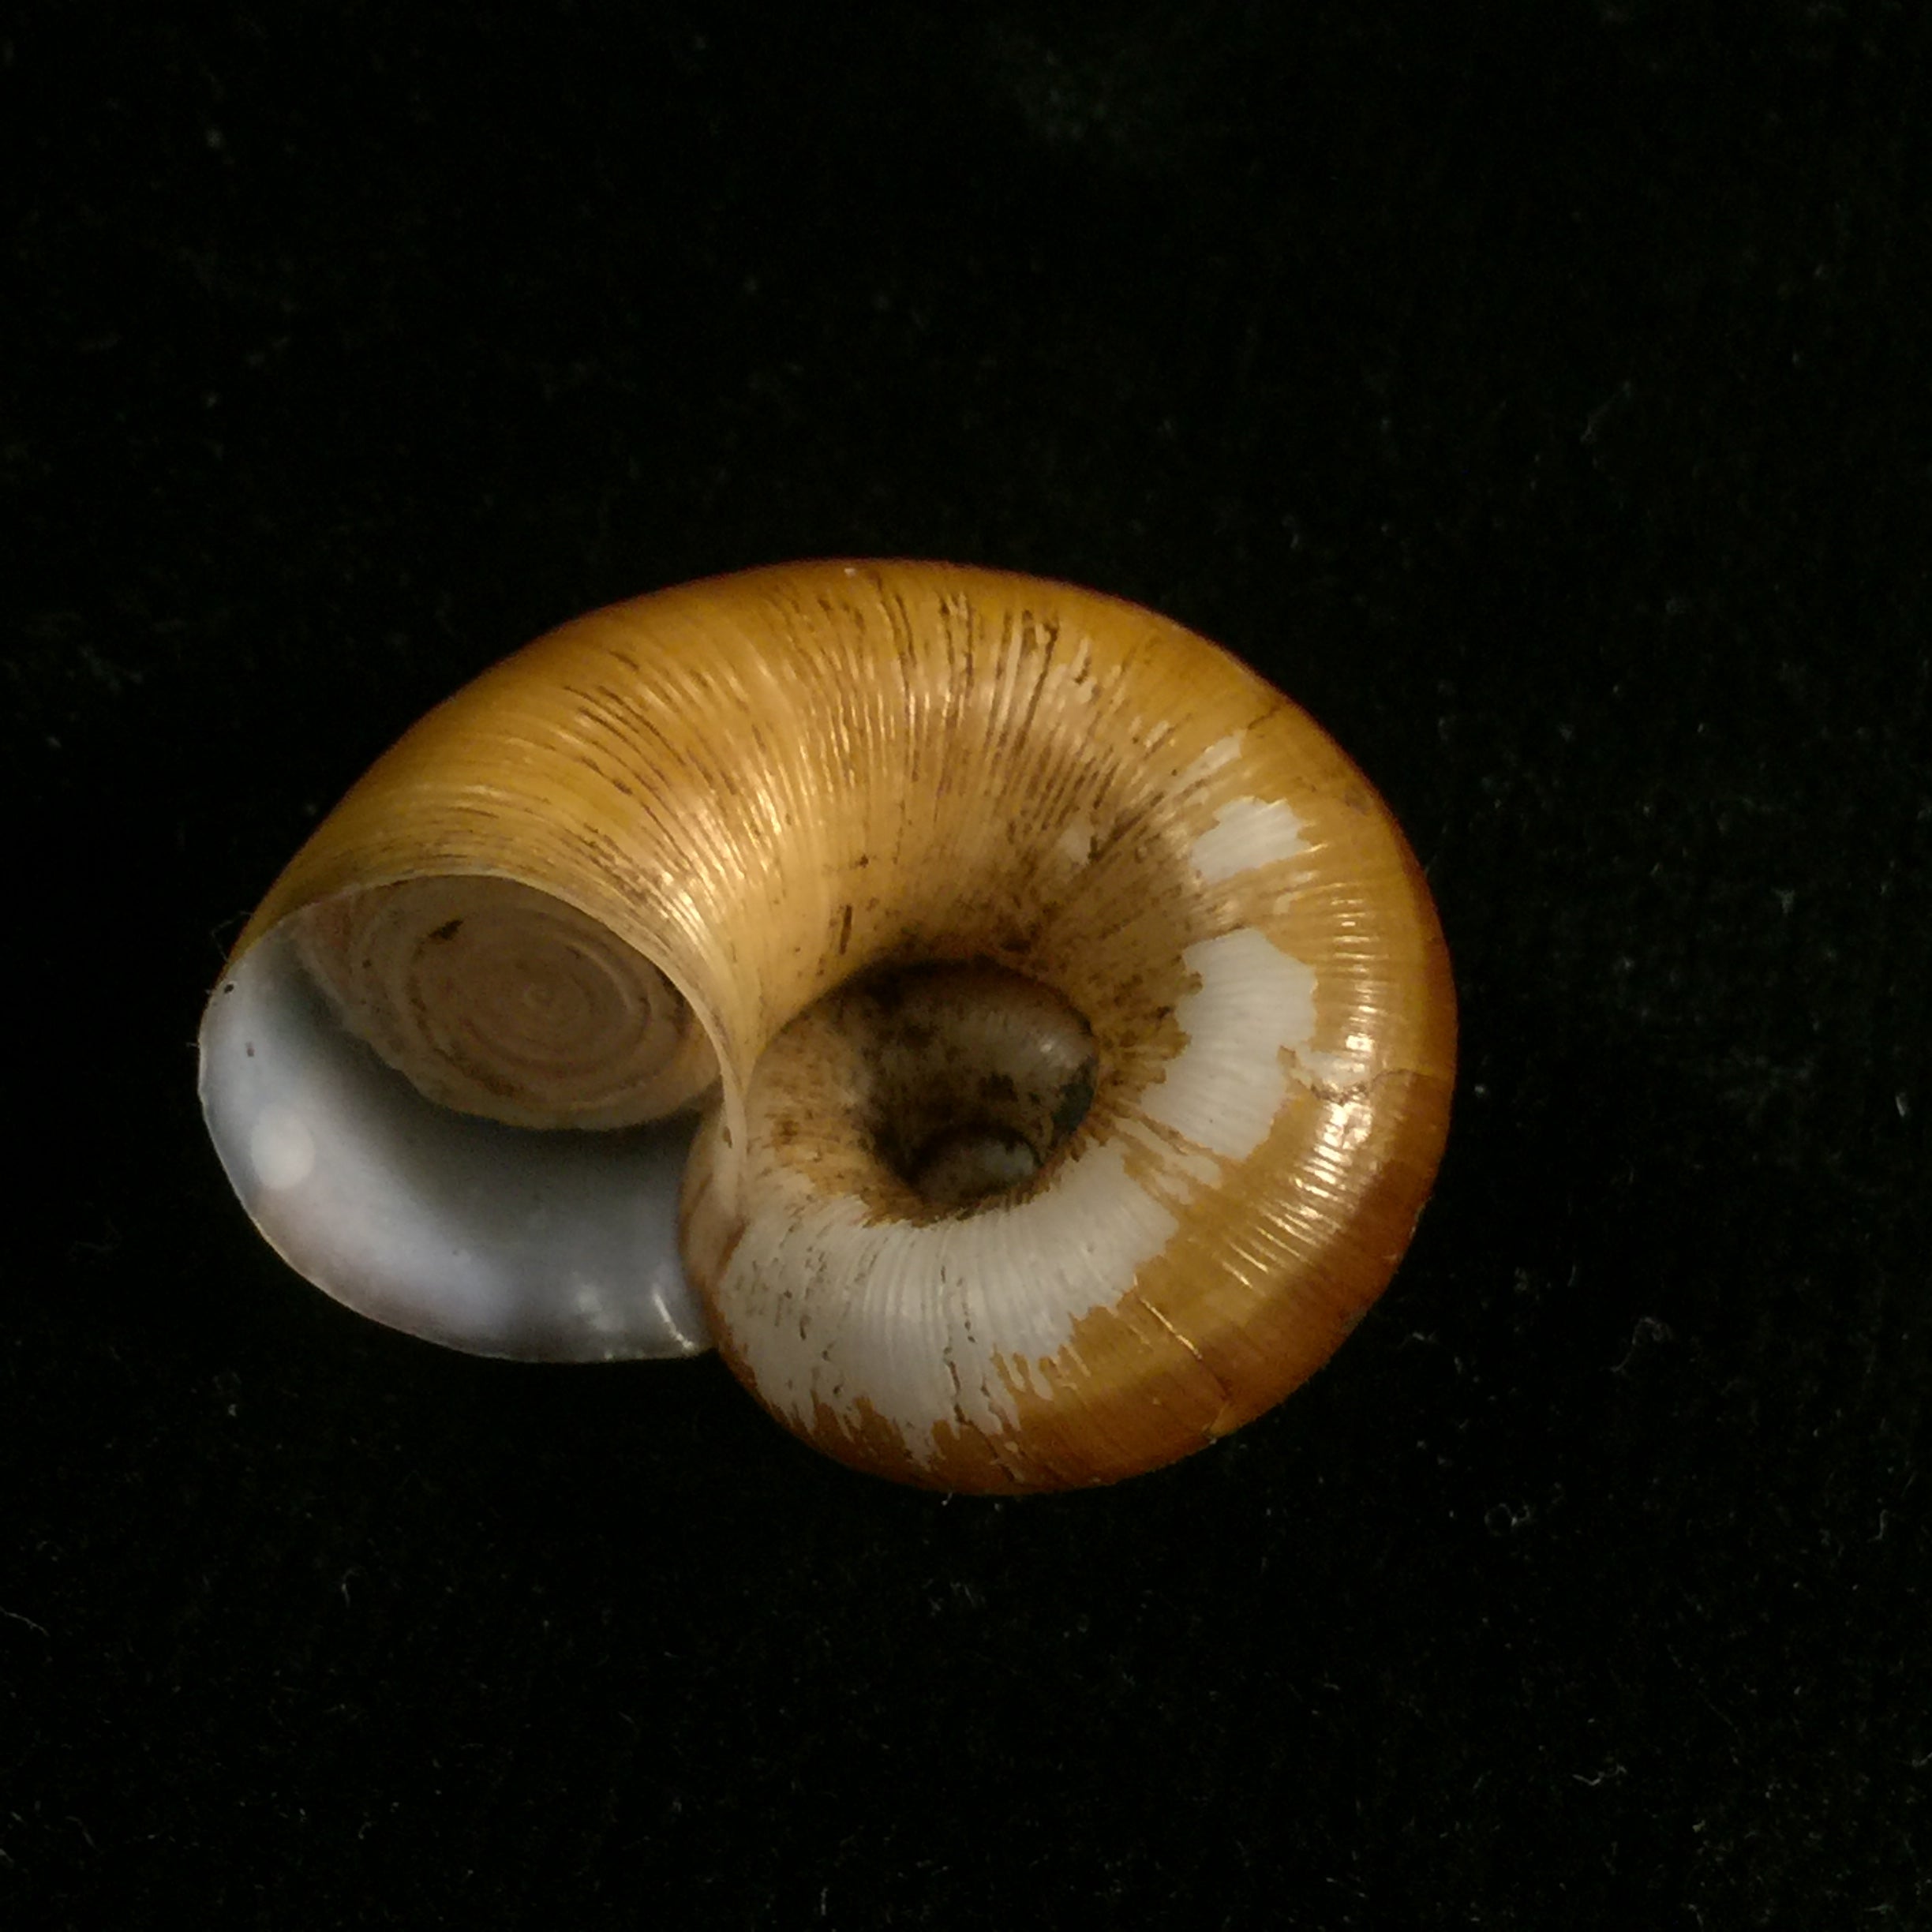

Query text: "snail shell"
[200, 561, 1455, 1491]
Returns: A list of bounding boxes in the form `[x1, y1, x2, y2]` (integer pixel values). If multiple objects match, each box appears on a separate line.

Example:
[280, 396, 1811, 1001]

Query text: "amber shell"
[212, 561, 1456, 1491]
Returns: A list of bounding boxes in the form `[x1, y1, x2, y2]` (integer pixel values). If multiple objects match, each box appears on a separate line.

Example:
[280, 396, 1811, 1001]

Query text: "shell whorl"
[200, 561, 1455, 1491]
[294, 877, 718, 1129]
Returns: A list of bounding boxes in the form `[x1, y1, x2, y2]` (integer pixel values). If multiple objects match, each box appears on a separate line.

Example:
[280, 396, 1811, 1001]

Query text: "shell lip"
[198, 921, 714, 1361]
[230, 863, 751, 1233]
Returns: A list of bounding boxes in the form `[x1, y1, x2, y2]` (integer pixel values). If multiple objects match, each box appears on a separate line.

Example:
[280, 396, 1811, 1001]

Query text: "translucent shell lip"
[198, 922, 711, 1361]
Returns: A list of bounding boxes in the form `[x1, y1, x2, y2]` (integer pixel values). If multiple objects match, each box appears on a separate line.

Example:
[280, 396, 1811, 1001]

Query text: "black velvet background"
[8, 4, 1930, 1926]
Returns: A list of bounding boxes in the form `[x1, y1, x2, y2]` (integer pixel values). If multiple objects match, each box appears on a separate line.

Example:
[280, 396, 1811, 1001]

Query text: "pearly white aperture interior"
[197, 922, 712, 1359]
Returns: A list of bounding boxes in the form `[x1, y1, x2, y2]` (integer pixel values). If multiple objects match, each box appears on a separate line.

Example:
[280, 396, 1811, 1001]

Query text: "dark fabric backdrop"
[8, 3, 1929, 1926]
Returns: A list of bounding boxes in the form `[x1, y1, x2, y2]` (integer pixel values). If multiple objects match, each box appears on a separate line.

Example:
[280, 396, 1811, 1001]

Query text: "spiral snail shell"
[199, 561, 1455, 1491]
